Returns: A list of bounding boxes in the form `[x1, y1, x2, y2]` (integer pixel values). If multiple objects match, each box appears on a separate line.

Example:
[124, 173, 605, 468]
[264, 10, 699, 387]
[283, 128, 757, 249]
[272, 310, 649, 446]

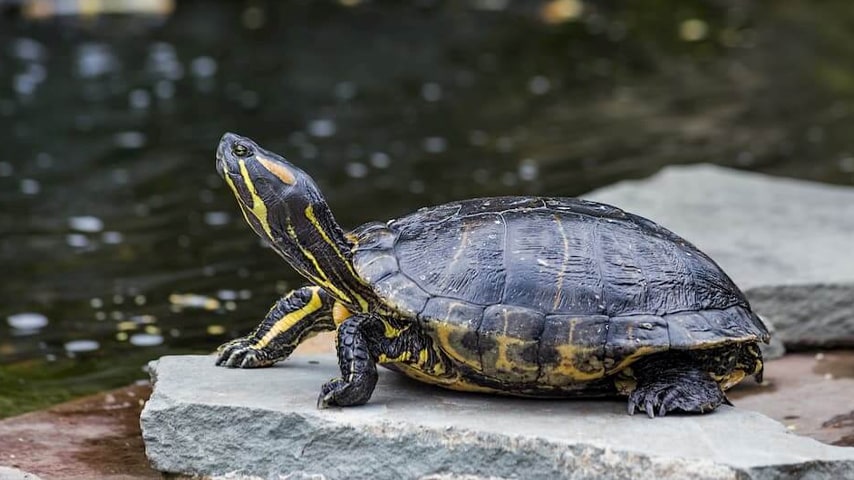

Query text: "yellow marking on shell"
[332, 302, 351, 327]
[388, 363, 498, 393]
[544, 344, 605, 382]
[552, 214, 570, 310]
[256, 154, 296, 185]
[485, 311, 537, 379]
[606, 345, 666, 375]
[434, 322, 482, 371]
[447, 222, 470, 270]
[538, 317, 604, 382]
[492, 336, 538, 374]
[238, 159, 273, 239]
[418, 348, 429, 365]
[252, 288, 323, 349]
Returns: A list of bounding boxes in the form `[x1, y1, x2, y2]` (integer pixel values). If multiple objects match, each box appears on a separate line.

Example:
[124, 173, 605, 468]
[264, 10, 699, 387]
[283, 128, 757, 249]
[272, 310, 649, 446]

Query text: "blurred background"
[1, 0, 853, 417]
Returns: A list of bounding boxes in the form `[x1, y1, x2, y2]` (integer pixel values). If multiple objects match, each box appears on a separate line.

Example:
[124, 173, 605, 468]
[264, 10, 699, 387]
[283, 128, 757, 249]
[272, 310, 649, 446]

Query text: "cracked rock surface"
[140, 355, 854, 480]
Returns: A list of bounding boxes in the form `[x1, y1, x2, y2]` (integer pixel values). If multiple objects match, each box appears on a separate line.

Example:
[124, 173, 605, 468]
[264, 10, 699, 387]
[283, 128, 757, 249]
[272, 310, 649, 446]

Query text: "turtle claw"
[215, 338, 271, 368]
[644, 399, 656, 419]
[627, 369, 727, 418]
[317, 378, 356, 409]
[317, 375, 375, 409]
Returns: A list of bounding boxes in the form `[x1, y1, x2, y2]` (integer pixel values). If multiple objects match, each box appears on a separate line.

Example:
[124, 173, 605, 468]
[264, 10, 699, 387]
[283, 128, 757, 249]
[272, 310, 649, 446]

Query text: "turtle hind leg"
[626, 355, 728, 418]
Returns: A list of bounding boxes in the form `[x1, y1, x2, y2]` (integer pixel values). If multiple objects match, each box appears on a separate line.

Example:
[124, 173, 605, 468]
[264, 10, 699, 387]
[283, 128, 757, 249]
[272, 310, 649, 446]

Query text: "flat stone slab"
[586, 165, 854, 348]
[0, 467, 42, 480]
[140, 355, 854, 480]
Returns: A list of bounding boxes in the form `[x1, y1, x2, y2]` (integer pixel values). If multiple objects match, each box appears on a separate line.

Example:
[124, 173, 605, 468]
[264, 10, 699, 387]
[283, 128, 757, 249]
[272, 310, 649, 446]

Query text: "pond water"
[1, 1, 853, 416]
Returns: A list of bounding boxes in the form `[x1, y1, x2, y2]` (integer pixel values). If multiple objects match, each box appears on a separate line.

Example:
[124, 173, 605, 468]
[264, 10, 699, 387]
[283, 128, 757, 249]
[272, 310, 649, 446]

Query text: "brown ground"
[0, 383, 156, 480]
[0, 336, 852, 479]
[729, 350, 854, 447]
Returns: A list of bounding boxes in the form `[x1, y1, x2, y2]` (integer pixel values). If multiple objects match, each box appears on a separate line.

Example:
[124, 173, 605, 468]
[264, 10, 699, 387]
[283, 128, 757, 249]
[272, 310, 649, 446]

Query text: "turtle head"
[217, 131, 321, 232]
[216, 132, 372, 310]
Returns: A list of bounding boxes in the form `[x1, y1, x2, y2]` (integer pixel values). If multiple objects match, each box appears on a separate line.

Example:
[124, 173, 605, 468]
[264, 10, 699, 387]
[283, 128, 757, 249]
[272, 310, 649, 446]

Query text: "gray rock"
[141, 355, 854, 480]
[0, 467, 42, 480]
[586, 164, 854, 350]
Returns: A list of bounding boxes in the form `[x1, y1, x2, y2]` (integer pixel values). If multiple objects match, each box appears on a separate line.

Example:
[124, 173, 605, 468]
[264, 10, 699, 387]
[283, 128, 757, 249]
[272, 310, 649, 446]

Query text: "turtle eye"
[232, 143, 251, 157]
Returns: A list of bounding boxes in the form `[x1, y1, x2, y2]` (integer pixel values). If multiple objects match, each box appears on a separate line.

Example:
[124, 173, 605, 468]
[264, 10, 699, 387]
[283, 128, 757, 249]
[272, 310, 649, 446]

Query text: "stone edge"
[140, 364, 854, 480]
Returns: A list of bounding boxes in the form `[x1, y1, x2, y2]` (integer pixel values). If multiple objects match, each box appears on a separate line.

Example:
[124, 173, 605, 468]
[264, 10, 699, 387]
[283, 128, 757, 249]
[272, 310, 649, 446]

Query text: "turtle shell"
[351, 196, 769, 386]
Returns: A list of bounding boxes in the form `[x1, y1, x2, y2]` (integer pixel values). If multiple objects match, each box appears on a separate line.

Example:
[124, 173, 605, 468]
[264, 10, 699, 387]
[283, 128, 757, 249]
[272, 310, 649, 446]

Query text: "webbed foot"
[215, 337, 275, 368]
[627, 361, 729, 418]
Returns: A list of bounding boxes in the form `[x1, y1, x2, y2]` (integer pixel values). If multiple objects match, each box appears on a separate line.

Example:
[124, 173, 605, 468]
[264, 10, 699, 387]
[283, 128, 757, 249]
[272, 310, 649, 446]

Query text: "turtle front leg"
[317, 314, 379, 408]
[216, 286, 335, 368]
[318, 314, 453, 408]
[627, 354, 729, 418]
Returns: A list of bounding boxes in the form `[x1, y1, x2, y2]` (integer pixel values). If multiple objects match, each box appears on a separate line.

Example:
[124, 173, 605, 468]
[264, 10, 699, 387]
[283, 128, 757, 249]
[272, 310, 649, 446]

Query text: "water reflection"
[6, 312, 48, 332]
[64, 340, 100, 354]
[1, 0, 854, 416]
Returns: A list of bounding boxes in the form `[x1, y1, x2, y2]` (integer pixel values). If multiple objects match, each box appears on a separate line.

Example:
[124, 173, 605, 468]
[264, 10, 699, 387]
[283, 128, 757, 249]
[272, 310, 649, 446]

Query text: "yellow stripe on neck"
[304, 204, 369, 310]
[238, 159, 274, 240]
[223, 173, 256, 228]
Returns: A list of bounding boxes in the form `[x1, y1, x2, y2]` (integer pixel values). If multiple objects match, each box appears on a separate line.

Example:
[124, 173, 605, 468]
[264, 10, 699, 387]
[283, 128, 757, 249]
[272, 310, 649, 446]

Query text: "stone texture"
[0, 467, 42, 480]
[141, 355, 854, 480]
[586, 164, 854, 349]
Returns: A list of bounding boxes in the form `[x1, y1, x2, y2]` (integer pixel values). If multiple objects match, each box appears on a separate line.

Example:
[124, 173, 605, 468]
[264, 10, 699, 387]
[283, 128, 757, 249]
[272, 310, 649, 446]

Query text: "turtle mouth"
[215, 138, 229, 177]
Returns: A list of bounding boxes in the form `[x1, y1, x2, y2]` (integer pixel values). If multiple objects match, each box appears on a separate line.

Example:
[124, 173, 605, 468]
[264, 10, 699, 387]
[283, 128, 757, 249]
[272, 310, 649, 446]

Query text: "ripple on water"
[216, 289, 238, 301]
[422, 136, 447, 153]
[114, 131, 147, 149]
[20, 178, 40, 195]
[64, 339, 100, 353]
[68, 215, 104, 233]
[66, 234, 90, 248]
[12, 38, 46, 62]
[369, 152, 391, 169]
[308, 119, 336, 138]
[169, 293, 220, 310]
[190, 56, 217, 78]
[203, 211, 231, 226]
[129, 333, 164, 347]
[76, 43, 117, 78]
[7, 312, 49, 330]
[528, 75, 551, 95]
[102, 231, 124, 244]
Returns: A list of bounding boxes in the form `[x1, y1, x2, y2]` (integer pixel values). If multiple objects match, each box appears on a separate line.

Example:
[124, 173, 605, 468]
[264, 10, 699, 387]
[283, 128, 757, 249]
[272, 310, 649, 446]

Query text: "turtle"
[214, 132, 770, 417]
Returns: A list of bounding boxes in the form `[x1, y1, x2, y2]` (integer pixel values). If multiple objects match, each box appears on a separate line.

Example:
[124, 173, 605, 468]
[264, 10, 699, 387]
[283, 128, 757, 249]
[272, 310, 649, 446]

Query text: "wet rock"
[586, 164, 854, 350]
[0, 467, 42, 480]
[141, 355, 854, 479]
[729, 351, 854, 446]
[0, 384, 156, 480]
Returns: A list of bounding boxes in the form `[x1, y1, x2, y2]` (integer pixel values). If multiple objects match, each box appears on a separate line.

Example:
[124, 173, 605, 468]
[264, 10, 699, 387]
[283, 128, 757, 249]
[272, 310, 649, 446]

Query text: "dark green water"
[1, 1, 854, 417]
